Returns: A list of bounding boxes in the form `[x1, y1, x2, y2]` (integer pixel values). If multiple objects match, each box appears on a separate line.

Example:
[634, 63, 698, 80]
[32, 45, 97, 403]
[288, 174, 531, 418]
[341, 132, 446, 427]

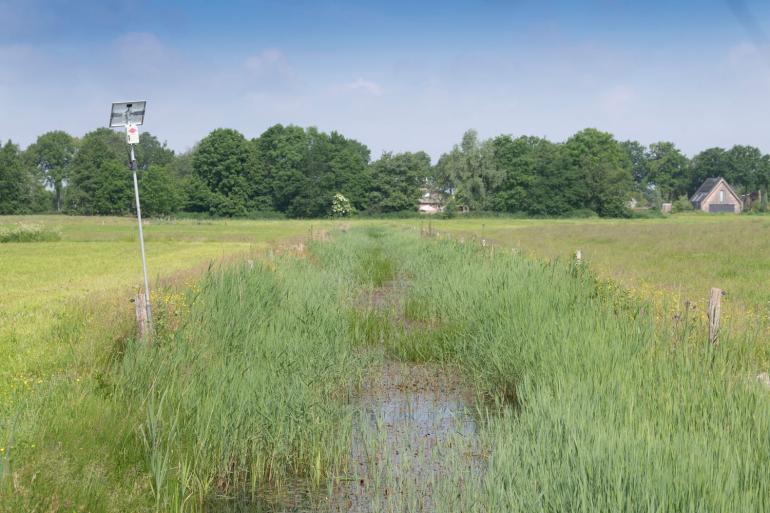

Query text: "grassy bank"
[0, 216, 332, 418]
[0, 216, 339, 512]
[4, 221, 770, 511]
[388, 229, 770, 511]
[2, 238, 372, 511]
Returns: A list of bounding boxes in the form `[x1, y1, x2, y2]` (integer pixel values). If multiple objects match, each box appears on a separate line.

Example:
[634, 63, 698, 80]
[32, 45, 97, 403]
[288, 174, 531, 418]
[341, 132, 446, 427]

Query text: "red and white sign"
[126, 123, 140, 145]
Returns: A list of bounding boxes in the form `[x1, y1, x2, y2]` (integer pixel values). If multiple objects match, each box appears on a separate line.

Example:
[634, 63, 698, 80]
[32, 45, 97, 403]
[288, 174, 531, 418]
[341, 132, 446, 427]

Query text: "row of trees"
[186, 125, 429, 217]
[429, 130, 770, 216]
[0, 125, 428, 217]
[430, 129, 631, 216]
[2, 124, 769, 217]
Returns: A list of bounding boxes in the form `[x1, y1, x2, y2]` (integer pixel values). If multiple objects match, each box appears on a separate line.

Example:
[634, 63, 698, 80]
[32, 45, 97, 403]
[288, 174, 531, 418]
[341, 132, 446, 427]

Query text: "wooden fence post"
[135, 292, 149, 342]
[708, 287, 722, 346]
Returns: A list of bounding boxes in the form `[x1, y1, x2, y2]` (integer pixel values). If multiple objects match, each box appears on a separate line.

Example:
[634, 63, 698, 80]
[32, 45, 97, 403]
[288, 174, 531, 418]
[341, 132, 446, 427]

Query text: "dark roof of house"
[690, 178, 722, 203]
[690, 177, 742, 206]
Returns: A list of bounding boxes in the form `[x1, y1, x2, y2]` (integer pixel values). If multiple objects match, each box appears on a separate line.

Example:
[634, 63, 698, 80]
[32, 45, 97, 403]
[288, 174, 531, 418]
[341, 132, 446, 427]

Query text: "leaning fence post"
[134, 292, 149, 343]
[708, 287, 722, 346]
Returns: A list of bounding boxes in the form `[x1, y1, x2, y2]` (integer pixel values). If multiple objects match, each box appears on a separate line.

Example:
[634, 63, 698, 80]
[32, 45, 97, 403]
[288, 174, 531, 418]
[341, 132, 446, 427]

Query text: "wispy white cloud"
[333, 78, 384, 96]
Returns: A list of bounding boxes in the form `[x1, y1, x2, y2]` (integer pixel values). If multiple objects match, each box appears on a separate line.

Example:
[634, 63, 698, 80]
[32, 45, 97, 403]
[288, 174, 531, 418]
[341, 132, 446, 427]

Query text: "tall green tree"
[368, 151, 429, 212]
[434, 129, 501, 211]
[26, 130, 77, 212]
[324, 131, 371, 211]
[138, 165, 182, 216]
[135, 132, 175, 171]
[257, 124, 309, 213]
[287, 128, 371, 217]
[257, 125, 371, 217]
[490, 135, 561, 215]
[646, 141, 690, 200]
[193, 128, 264, 216]
[620, 140, 649, 189]
[0, 140, 41, 214]
[689, 147, 728, 193]
[726, 145, 765, 194]
[563, 128, 632, 217]
[67, 128, 133, 215]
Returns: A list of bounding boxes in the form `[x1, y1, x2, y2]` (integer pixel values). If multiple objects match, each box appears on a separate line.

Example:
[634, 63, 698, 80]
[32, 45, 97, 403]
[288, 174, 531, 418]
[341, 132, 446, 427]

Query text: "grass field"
[2, 214, 770, 511]
[421, 214, 770, 320]
[0, 216, 334, 402]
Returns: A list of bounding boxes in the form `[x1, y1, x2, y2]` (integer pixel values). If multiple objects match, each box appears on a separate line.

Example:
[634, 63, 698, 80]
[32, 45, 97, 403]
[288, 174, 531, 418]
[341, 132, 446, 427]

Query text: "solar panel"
[109, 101, 147, 127]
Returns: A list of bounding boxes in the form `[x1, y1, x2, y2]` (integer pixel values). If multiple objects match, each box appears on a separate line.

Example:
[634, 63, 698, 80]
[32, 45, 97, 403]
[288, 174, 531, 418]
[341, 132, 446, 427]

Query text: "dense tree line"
[2, 124, 770, 217]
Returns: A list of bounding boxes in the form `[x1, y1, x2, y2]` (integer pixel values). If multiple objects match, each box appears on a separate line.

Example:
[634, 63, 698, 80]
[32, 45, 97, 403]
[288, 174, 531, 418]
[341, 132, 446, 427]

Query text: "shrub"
[672, 195, 694, 213]
[0, 222, 61, 243]
[330, 193, 353, 217]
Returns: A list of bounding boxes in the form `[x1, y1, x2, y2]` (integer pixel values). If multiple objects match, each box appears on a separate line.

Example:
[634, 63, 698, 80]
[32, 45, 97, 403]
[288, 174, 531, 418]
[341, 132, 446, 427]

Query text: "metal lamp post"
[109, 101, 152, 328]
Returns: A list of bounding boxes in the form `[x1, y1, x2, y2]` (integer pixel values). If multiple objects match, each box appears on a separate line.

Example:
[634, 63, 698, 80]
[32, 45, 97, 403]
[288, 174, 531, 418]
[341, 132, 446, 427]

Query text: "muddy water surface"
[331, 360, 481, 512]
[212, 280, 483, 512]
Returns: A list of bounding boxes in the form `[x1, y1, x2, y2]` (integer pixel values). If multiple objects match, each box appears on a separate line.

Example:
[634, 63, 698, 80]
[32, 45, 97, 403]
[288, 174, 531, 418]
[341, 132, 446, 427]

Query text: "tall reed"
[376, 230, 770, 512]
[112, 253, 370, 511]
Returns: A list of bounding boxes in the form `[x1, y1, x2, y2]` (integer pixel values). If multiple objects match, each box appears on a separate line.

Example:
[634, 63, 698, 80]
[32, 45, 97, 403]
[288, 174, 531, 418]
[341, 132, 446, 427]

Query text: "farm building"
[690, 177, 743, 213]
[418, 190, 443, 214]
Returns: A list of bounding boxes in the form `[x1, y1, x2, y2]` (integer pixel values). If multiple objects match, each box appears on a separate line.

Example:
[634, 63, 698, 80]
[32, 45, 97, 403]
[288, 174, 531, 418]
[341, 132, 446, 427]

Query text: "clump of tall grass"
[113, 254, 370, 511]
[0, 222, 60, 243]
[370, 230, 770, 512]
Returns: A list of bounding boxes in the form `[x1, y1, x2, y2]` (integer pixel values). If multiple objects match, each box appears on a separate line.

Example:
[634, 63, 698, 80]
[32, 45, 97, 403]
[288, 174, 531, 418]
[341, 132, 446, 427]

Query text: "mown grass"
[0, 216, 333, 410]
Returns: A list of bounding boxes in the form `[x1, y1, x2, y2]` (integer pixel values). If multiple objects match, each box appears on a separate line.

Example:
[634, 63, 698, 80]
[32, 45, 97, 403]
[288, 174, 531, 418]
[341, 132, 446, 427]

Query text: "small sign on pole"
[126, 123, 140, 145]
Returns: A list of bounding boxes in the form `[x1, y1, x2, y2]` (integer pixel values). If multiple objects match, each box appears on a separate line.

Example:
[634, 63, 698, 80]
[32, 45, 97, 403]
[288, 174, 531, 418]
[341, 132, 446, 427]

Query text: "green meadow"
[0, 216, 330, 401]
[2, 215, 770, 512]
[423, 214, 770, 319]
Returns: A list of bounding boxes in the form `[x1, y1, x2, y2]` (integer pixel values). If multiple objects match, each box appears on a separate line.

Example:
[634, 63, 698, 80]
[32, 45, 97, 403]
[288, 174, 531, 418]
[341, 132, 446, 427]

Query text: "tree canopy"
[0, 140, 45, 214]
[26, 131, 77, 212]
[3, 123, 770, 218]
[369, 151, 429, 213]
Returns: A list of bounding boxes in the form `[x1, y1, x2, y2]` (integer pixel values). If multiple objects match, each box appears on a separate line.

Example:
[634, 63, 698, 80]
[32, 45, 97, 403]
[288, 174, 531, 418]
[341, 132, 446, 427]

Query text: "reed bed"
[112, 254, 374, 511]
[5, 225, 770, 512]
[384, 230, 770, 512]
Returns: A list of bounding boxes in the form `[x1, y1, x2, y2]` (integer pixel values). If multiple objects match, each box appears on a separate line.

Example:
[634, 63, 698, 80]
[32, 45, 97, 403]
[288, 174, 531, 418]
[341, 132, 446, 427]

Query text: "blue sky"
[1, 0, 770, 159]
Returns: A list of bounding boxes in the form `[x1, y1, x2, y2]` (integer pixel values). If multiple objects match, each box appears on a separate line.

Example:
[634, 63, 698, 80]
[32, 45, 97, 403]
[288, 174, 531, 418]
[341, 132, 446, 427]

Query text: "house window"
[719, 190, 725, 203]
